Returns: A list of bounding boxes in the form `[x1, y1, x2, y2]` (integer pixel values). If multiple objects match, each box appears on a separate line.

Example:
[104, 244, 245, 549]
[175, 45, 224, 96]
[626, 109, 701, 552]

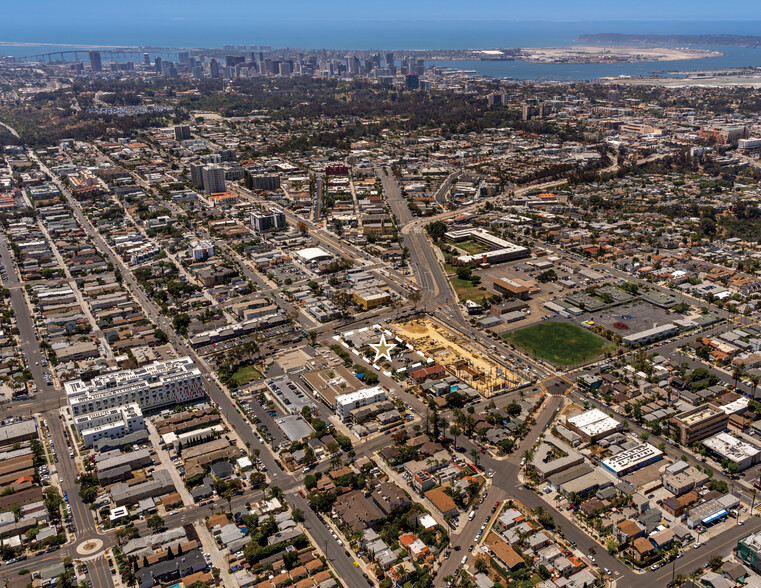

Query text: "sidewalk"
[195, 521, 237, 587]
[146, 421, 195, 507]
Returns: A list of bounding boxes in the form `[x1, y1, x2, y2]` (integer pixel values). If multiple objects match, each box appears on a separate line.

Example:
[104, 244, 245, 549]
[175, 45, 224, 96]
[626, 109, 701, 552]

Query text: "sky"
[1, 1, 760, 49]
[3, 0, 760, 25]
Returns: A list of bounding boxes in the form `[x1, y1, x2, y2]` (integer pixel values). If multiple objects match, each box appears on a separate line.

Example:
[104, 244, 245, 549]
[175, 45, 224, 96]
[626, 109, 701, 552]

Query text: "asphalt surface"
[26, 153, 371, 588]
[0, 232, 113, 588]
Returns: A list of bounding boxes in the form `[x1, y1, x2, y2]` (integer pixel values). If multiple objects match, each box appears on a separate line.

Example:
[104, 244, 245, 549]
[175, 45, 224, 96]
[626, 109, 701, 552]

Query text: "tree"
[425, 220, 447, 242]
[363, 371, 379, 386]
[709, 555, 723, 569]
[639, 431, 649, 442]
[474, 557, 488, 574]
[249, 472, 266, 489]
[449, 425, 462, 450]
[79, 485, 97, 504]
[297, 221, 309, 235]
[172, 313, 191, 336]
[292, 508, 305, 523]
[146, 514, 165, 533]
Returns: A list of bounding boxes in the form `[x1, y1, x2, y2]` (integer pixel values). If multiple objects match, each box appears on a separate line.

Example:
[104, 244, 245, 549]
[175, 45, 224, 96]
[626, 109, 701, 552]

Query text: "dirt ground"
[393, 318, 525, 397]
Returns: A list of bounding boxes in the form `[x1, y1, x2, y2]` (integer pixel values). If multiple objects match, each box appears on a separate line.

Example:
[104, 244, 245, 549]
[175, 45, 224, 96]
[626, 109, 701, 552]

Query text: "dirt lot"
[393, 318, 525, 397]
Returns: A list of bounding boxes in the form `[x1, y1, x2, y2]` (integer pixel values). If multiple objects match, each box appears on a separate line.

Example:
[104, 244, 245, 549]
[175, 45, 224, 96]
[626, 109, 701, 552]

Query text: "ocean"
[3, 20, 761, 81]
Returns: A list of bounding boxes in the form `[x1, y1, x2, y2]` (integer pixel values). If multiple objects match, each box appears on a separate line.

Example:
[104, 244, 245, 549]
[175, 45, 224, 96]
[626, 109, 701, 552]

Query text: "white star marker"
[370, 334, 397, 363]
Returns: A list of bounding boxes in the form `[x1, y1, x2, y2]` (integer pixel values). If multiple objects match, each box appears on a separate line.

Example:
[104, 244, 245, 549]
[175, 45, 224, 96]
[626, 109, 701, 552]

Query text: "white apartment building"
[188, 239, 215, 262]
[75, 404, 145, 448]
[335, 386, 387, 422]
[65, 357, 205, 418]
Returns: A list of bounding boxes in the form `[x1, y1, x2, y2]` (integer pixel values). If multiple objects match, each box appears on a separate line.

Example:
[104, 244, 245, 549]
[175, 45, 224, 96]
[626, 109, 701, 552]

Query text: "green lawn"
[457, 239, 490, 255]
[503, 322, 615, 366]
[230, 365, 264, 387]
[451, 277, 490, 303]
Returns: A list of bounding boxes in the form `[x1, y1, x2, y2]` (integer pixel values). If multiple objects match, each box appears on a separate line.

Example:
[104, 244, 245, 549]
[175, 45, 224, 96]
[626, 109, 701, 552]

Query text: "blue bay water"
[2, 20, 761, 80]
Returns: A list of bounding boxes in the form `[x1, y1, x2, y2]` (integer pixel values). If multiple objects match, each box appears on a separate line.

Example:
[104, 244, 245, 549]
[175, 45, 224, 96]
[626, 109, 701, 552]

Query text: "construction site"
[392, 317, 525, 398]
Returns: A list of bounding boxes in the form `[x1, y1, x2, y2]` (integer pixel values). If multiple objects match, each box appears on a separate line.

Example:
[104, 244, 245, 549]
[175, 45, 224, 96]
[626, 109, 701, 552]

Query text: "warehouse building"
[565, 408, 622, 443]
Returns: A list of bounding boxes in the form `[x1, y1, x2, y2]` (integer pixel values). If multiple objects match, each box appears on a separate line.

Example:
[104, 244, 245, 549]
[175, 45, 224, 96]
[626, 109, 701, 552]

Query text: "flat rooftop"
[677, 405, 724, 426]
[703, 432, 760, 462]
[566, 409, 620, 436]
[602, 443, 662, 473]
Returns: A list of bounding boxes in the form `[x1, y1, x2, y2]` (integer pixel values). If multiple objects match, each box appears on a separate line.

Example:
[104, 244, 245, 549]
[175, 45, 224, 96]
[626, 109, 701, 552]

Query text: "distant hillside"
[578, 33, 761, 47]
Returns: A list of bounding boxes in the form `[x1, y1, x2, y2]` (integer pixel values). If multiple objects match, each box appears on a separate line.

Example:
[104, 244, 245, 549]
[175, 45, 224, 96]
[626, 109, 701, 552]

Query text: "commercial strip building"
[703, 432, 761, 471]
[530, 437, 584, 479]
[335, 387, 387, 423]
[622, 323, 678, 346]
[444, 228, 529, 266]
[669, 404, 728, 445]
[565, 408, 622, 443]
[685, 493, 739, 529]
[65, 357, 205, 417]
[601, 443, 663, 477]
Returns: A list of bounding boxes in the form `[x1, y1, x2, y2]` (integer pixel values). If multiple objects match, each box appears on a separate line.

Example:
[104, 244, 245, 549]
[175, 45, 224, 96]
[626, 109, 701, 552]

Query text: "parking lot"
[581, 300, 676, 334]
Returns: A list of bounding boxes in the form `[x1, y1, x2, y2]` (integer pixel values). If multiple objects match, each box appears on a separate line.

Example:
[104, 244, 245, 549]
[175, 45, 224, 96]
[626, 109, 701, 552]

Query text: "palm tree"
[470, 448, 481, 466]
[449, 425, 462, 450]
[733, 363, 745, 388]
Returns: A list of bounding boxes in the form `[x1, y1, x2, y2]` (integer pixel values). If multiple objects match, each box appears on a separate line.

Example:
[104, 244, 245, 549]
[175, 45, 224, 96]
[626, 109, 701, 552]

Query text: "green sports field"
[503, 322, 615, 366]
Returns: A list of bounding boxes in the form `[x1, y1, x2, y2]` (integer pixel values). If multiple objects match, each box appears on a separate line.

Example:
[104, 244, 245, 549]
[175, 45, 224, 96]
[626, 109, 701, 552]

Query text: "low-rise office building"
[565, 408, 621, 442]
[669, 404, 728, 445]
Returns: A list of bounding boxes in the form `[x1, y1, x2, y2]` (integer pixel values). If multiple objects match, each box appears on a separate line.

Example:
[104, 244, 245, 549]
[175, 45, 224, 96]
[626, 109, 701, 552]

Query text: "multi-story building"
[335, 387, 387, 422]
[201, 166, 226, 194]
[65, 357, 205, 417]
[75, 404, 146, 448]
[89, 51, 102, 73]
[188, 239, 215, 262]
[174, 125, 191, 141]
[250, 174, 281, 191]
[250, 207, 286, 233]
[738, 531, 761, 572]
[669, 404, 728, 445]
